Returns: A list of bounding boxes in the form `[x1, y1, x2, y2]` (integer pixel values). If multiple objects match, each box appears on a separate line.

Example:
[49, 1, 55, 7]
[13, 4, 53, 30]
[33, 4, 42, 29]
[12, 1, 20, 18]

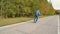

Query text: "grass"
[0, 16, 46, 27]
[0, 17, 33, 27]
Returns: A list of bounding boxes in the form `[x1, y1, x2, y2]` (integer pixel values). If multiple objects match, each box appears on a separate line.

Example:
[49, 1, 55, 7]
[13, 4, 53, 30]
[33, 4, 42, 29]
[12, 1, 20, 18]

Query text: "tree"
[0, 0, 55, 18]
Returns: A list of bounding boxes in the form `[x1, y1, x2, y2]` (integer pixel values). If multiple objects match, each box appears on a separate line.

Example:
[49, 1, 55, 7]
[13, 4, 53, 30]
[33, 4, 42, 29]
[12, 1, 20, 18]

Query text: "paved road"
[0, 15, 59, 34]
[58, 15, 60, 34]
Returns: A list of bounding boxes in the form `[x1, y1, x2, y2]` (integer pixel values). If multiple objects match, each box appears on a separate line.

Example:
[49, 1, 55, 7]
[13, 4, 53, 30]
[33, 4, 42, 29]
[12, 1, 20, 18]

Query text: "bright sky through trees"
[47, 0, 60, 10]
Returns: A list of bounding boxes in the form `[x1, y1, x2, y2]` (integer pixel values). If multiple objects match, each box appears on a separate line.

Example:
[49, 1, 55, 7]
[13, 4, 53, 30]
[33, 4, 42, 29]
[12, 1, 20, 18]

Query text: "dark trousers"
[34, 15, 38, 23]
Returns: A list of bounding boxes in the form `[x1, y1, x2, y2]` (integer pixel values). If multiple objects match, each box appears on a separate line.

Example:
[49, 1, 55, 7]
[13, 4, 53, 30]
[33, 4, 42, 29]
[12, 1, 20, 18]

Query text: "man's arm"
[38, 11, 40, 16]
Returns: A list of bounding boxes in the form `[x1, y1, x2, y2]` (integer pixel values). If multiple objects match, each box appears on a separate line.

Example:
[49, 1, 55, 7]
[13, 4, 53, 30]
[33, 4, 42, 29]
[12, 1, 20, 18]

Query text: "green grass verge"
[0, 17, 32, 27]
[0, 16, 46, 27]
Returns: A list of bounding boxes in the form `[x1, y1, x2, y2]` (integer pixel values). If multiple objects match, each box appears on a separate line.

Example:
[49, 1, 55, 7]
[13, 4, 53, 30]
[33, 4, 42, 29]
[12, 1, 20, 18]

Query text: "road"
[0, 15, 59, 34]
[58, 15, 60, 34]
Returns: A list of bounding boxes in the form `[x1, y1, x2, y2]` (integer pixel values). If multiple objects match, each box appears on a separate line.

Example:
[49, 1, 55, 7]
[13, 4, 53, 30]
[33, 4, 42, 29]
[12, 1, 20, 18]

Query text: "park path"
[0, 15, 59, 34]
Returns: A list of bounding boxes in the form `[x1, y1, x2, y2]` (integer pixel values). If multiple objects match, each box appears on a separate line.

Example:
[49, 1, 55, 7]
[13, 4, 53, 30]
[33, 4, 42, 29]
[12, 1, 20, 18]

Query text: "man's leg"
[34, 16, 37, 23]
[36, 16, 38, 22]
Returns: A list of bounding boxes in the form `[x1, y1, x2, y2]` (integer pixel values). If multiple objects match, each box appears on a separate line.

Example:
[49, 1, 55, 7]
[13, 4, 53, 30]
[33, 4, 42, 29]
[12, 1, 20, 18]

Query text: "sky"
[47, 0, 60, 10]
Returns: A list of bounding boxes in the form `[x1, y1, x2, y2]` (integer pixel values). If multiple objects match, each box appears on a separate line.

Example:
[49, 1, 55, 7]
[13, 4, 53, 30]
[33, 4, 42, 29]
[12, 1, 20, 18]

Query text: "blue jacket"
[35, 10, 40, 16]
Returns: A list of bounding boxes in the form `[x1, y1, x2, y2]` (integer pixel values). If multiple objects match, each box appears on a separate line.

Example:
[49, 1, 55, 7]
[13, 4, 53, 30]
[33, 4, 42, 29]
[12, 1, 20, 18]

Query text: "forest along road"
[0, 15, 59, 34]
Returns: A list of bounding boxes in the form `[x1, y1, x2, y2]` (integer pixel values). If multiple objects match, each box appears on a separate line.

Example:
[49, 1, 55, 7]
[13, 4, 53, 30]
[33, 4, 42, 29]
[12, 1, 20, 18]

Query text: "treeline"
[0, 0, 55, 18]
[55, 10, 60, 15]
[39, 0, 55, 16]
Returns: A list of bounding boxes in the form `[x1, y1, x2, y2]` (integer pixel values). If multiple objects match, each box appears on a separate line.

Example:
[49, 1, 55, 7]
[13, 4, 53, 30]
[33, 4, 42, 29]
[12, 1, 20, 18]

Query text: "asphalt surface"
[58, 15, 60, 34]
[0, 15, 59, 34]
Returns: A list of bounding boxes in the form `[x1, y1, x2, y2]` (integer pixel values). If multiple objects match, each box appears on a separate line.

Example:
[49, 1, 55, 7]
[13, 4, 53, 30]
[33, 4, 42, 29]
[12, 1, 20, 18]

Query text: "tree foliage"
[0, 0, 55, 18]
[39, 0, 55, 16]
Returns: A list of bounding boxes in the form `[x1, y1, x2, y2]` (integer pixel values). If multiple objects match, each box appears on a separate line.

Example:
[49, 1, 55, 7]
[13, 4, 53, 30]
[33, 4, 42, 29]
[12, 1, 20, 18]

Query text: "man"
[34, 10, 40, 23]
